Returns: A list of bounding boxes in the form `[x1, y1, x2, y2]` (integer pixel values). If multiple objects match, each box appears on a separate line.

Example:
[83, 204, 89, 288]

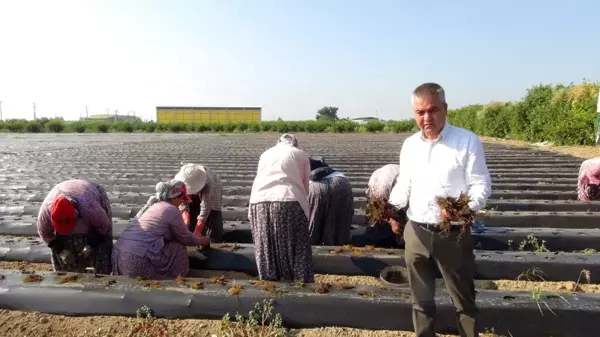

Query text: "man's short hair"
[411, 82, 446, 105]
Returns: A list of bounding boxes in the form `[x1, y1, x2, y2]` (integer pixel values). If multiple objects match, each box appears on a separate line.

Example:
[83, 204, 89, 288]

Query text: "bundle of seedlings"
[364, 198, 406, 227]
[435, 191, 475, 237]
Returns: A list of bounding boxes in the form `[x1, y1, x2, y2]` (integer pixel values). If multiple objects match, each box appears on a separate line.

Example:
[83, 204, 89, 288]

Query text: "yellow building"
[156, 106, 261, 123]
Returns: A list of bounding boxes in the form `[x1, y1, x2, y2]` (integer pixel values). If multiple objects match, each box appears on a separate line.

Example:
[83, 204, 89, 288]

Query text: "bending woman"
[37, 179, 113, 274]
[249, 134, 314, 283]
[308, 157, 354, 245]
[363, 164, 404, 248]
[112, 180, 209, 279]
[175, 163, 224, 243]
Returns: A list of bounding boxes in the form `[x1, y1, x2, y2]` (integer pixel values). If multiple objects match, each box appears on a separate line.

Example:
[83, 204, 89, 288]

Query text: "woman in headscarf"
[175, 163, 224, 243]
[249, 134, 314, 283]
[307, 156, 354, 245]
[112, 180, 210, 279]
[36, 179, 113, 274]
[578, 158, 600, 201]
[363, 164, 405, 248]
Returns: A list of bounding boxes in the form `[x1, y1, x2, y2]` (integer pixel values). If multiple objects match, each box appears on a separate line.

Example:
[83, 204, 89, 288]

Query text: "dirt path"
[481, 136, 599, 159]
[0, 309, 505, 337]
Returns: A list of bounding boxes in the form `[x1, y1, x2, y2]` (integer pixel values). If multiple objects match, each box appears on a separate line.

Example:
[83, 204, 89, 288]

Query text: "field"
[0, 132, 599, 337]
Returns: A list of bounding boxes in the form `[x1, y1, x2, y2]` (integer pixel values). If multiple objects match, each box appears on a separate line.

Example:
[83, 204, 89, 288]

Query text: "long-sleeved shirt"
[388, 123, 492, 224]
[37, 179, 111, 244]
[249, 143, 311, 219]
[179, 166, 223, 223]
[115, 201, 203, 257]
[366, 164, 400, 200]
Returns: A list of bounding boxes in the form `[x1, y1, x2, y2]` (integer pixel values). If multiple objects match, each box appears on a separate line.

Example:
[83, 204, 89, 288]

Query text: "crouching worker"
[174, 163, 224, 243]
[308, 156, 354, 245]
[577, 157, 600, 201]
[363, 164, 406, 248]
[112, 180, 210, 279]
[37, 179, 114, 274]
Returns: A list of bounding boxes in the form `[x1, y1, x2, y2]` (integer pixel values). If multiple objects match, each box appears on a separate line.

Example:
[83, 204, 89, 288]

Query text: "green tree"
[316, 106, 339, 120]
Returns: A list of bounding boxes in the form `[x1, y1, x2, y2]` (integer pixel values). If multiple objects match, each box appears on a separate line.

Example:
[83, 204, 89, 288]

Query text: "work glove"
[59, 249, 76, 265]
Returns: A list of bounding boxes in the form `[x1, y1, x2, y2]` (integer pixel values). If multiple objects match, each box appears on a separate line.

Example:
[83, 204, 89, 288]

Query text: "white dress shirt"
[388, 122, 492, 224]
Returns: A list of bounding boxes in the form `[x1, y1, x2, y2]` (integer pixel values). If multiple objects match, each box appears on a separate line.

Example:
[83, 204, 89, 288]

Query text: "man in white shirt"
[388, 82, 492, 337]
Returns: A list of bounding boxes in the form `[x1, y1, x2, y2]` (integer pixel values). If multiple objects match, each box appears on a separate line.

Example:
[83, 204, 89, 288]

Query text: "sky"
[0, 0, 598, 122]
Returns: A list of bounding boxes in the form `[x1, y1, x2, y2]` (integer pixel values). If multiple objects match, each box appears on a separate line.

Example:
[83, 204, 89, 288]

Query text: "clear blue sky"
[0, 0, 598, 121]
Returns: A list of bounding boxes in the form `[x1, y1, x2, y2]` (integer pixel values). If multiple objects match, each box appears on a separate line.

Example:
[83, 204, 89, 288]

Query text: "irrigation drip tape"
[2, 239, 599, 283]
[0, 270, 597, 336]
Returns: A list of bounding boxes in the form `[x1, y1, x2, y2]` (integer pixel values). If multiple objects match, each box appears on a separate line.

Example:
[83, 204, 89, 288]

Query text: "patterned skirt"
[50, 183, 113, 274]
[249, 201, 314, 283]
[308, 176, 354, 245]
[111, 241, 190, 279]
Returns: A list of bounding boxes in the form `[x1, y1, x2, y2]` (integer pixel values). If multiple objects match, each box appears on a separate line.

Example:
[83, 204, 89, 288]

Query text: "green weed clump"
[448, 80, 600, 145]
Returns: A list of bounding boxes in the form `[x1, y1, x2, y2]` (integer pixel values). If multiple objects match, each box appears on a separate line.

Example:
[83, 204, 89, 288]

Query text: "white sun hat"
[174, 163, 207, 195]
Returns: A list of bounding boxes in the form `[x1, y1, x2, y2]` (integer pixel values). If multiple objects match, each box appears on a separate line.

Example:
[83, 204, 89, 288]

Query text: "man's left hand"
[441, 209, 459, 222]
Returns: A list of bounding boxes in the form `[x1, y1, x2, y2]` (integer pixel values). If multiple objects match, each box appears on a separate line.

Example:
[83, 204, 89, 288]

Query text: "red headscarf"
[51, 196, 77, 234]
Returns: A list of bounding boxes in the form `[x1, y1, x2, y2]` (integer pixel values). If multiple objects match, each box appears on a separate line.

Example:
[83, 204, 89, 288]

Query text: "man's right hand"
[388, 218, 402, 234]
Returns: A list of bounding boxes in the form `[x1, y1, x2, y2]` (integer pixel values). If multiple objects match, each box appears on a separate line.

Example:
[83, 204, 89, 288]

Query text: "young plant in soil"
[56, 274, 79, 284]
[191, 282, 204, 290]
[103, 278, 117, 286]
[221, 299, 285, 337]
[250, 280, 281, 294]
[214, 243, 242, 252]
[175, 276, 187, 286]
[144, 281, 163, 289]
[23, 273, 43, 283]
[208, 275, 228, 286]
[228, 284, 244, 296]
[333, 283, 355, 290]
[357, 290, 375, 297]
[315, 283, 331, 294]
[435, 192, 475, 236]
[131, 305, 169, 337]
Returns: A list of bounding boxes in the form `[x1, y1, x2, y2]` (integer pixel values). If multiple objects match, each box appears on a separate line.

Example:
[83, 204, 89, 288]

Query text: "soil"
[0, 309, 503, 337]
[481, 136, 600, 159]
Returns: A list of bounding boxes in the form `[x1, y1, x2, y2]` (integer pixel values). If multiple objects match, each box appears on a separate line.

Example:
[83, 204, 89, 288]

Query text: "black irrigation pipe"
[1, 240, 599, 283]
[6, 161, 582, 170]
[3, 205, 599, 228]
[3, 204, 600, 229]
[4, 220, 600, 252]
[1, 190, 594, 210]
[0, 270, 597, 336]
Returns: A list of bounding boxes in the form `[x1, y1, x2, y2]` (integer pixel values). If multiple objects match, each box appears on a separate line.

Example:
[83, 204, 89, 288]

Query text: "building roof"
[156, 106, 261, 111]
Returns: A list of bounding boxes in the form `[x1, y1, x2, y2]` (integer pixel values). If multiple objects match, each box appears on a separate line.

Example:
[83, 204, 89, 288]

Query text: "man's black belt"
[414, 221, 462, 232]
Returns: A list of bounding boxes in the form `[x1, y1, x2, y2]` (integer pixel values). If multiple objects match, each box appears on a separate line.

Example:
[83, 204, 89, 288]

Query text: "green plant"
[69, 121, 87, 133]
[44, 119, 65, 133]
[518, 234, 549, 252]
[220, 299, 286, 337]
[25, 120, 42, 133]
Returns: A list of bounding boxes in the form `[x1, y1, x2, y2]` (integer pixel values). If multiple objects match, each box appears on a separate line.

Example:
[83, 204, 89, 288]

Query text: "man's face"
[412, 94, 448, 139]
